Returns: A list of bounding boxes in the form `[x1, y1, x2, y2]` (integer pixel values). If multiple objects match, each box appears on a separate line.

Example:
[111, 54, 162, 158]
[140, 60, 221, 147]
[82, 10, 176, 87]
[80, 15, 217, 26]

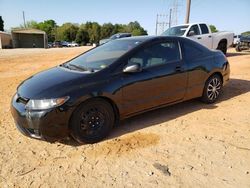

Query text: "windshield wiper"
[61, 63, 97, 72]
[67, 64, 88, 71]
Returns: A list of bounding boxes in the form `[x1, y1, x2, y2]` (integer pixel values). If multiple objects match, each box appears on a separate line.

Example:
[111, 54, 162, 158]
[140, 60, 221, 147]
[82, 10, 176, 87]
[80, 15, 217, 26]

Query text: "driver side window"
[188, 24, 200, 36]
[128, 41, 180, 69]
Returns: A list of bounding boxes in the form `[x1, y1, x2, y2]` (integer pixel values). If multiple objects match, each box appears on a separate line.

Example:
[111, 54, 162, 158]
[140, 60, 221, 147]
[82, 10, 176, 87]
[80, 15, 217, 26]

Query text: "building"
[0, 31, 12, 49]
[12, 28, 47, 48]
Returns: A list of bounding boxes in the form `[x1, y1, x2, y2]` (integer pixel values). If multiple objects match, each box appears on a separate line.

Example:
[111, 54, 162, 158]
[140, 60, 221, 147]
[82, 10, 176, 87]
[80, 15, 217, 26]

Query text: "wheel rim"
[80, 107, 105, 135]
[207, 77, 221, 100]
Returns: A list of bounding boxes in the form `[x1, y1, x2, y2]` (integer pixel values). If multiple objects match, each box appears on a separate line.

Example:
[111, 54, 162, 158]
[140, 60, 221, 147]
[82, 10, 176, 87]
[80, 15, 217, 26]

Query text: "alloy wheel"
[207, 77, 221, 100]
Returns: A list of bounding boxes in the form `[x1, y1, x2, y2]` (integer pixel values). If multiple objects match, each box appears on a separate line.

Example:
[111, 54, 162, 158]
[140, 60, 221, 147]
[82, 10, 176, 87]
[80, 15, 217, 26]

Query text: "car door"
[187, 24, 202, 44]
[199, 24, 213, 49]
[181, 39, 209, 100]
[121, 40, 188, 116]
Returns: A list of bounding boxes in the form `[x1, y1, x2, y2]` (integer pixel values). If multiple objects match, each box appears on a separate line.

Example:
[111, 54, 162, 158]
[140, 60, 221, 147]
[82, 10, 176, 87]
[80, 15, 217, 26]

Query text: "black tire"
[217, 41, 227, 55]
[201, 74, 222, 104]
[70, 98, 115, 143]
[235, 44, 241, 52]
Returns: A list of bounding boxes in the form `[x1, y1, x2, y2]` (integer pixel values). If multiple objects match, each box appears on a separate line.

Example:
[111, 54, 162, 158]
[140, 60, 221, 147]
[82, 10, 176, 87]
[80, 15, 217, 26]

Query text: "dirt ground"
[0, 47, 250, 188]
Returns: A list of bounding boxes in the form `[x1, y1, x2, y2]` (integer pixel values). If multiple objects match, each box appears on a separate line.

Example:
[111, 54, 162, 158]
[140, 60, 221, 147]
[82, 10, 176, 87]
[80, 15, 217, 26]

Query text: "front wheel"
[201, 75, 222, 104]
[70, 99, 115, 143]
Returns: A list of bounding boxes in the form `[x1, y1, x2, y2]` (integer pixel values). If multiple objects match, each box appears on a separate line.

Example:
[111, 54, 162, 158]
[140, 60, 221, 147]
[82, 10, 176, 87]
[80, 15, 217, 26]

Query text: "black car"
[99, 33, 132, 45]
[53, 41, 62, 48]
[11, 36, 230, 143]
[236, 35, 250, 52]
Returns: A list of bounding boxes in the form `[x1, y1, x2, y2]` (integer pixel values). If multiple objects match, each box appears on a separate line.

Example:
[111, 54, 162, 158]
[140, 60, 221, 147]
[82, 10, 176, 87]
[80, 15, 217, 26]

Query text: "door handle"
[208, 35, 212, 38]
[197, 37, 202, 39]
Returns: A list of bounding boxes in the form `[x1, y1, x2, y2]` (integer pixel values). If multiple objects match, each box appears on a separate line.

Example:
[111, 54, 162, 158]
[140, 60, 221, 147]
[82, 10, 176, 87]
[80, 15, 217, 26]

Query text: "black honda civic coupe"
[11, 36, 230, 143]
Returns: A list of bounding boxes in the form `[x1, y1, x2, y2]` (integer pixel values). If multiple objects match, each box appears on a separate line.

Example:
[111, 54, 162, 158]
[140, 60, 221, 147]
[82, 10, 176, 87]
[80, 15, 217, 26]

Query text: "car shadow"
[226, 52, 250, 57]
[60, 78, 250, 146]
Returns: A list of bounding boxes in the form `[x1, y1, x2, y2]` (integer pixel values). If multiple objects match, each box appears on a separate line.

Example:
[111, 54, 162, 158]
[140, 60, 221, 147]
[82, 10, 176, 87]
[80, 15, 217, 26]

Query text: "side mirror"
[123, 63, 142, 73]
[188, 30, 195, 36]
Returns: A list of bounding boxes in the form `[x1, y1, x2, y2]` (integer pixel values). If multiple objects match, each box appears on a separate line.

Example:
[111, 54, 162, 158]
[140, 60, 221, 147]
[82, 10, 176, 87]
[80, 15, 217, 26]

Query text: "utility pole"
[185, 0, 191, 24]
[169, 8, 172, 28]
[171, 0, 181, 26]
[155, 14, 168, 35]
[22, 11, 26, 28]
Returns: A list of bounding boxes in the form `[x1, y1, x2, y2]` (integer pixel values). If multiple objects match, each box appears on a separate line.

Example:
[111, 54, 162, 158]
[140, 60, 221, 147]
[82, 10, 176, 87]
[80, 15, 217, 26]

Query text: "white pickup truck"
[162, 23, 234, 54]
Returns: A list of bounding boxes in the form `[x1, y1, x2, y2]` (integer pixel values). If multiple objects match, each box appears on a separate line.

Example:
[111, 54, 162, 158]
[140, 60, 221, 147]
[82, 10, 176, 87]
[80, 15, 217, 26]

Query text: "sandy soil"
[0, 47, 250, 188]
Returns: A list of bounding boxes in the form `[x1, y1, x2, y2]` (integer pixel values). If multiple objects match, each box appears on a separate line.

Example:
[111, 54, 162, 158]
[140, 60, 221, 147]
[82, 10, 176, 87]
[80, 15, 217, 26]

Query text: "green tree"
[0, 16, 4, 31]
[100, 23, 114, 39]
[84, 22, 101, 44]
[63, 23, 79, 42]
[56, 23, 79, 42]
[37, 20, 57, 42]
[209, 25, 218, 33]
[124, 21, 147, 36]
[99, 21, 148, 39]
[12, 20, 148, 43]
[26, 20, 39, 28]
[91, 22, 101, 43]
[113, 24, 125, 34]
[241, 31, 250, 36]
[75, 25, 89, 45]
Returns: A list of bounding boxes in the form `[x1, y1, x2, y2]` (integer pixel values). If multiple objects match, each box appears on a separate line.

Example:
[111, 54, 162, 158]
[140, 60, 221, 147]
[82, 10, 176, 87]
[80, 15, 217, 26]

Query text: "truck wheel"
[217, 41, 227, 55]
[201, 74, 222, 104]
[235, 45, 241, 52]
[70, 98, 115, 143]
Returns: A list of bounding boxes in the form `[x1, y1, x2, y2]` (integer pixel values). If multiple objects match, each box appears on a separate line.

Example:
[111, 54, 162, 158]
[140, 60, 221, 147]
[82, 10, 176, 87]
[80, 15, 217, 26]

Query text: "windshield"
[66, 39, 141, 71]
[161, 25, 189, 36]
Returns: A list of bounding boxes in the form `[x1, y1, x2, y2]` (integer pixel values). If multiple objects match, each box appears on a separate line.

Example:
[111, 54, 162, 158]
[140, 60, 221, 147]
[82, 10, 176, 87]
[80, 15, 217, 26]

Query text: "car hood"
[17, 66, 93, 99]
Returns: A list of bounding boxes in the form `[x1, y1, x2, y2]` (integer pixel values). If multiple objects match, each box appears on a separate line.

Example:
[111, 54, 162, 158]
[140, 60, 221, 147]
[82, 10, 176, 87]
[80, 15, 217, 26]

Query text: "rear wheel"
[70, 99, 115, 143]
[201, 75, 222, 104]
[217, 41, 227, 54]
[235, 44, 242, 52]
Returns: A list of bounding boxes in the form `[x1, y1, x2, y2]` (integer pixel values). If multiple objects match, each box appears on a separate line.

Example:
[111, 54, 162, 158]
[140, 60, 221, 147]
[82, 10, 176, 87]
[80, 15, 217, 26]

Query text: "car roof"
[117, 35, 182, 42]
[170, 23, 207, 27]
[117, 35, 210, 52]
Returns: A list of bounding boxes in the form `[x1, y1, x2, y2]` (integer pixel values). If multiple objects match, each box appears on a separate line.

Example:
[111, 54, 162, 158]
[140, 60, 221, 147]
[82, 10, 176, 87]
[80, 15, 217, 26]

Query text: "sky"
[0, 0, 249, 35]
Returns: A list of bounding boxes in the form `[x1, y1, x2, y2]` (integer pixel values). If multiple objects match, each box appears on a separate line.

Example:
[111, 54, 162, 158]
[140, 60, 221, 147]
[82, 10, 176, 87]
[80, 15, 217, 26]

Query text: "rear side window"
[182, 42, 204, 60]
[128, 41, 180, 68]
[200, 24, 209, 34]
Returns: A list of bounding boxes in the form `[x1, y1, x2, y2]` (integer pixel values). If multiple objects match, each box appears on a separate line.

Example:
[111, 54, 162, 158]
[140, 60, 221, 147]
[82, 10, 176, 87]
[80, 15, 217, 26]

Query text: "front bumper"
[11, 94, 72, 142]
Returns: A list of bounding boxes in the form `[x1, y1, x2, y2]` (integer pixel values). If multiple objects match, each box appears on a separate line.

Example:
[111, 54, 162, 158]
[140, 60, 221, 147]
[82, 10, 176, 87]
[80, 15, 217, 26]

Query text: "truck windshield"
[162, 25, 189, 36]
[65, 39, 141, 72]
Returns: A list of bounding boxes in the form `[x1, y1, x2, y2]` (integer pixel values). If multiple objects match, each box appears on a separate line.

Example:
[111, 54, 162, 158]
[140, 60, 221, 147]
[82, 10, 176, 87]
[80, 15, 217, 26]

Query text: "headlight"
[12, 93, 18, 102]
[25, 96, 69, 110]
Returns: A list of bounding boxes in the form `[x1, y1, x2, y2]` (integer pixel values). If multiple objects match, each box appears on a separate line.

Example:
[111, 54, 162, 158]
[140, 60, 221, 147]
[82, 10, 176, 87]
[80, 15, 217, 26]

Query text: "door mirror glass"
[123, 63, 142, 73]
